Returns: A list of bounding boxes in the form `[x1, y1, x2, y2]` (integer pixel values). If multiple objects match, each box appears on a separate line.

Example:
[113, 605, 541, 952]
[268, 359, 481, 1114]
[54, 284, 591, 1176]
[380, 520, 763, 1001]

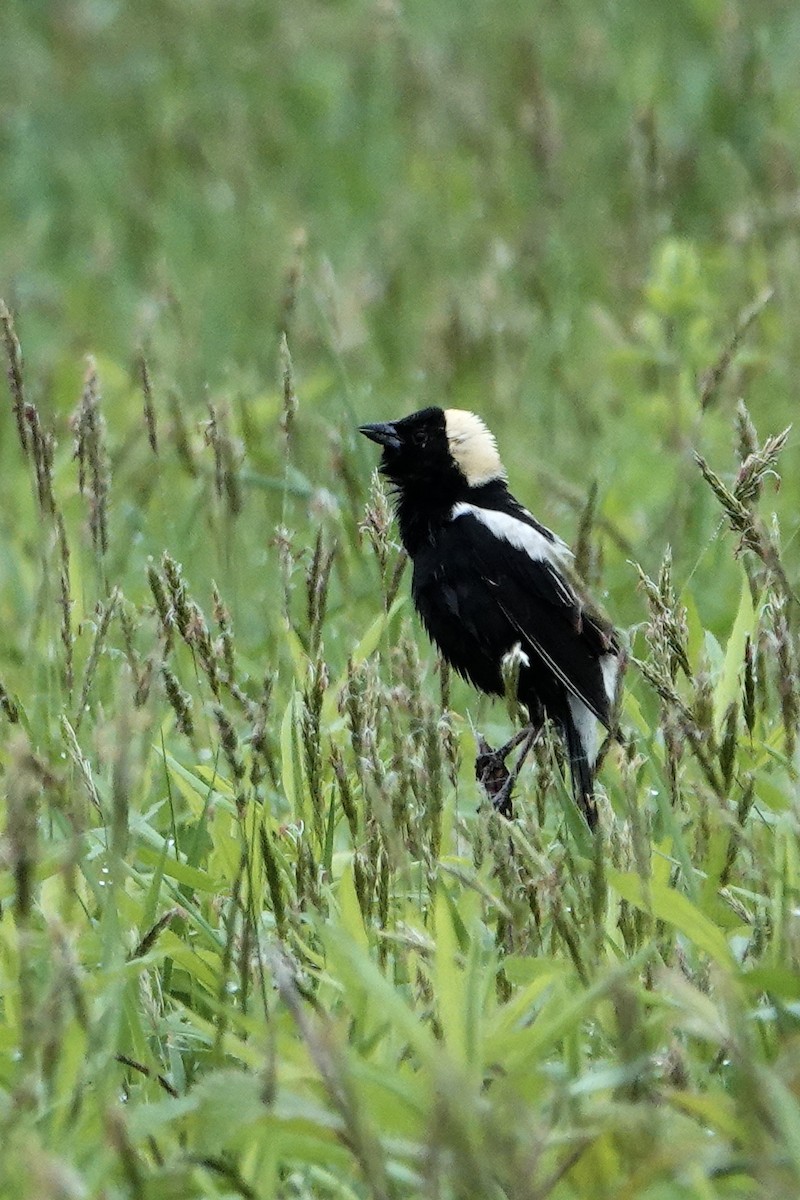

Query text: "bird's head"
[359, 407, 505, 494]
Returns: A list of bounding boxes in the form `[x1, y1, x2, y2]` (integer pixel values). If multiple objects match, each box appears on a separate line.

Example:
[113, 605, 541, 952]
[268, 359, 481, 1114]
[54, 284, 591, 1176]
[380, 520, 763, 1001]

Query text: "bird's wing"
[421, 508, 618, 726]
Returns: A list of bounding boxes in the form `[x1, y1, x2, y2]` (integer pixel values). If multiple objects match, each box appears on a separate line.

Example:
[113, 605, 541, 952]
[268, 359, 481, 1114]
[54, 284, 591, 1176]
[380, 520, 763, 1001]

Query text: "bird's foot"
[475, 725, 539, 818]
[475, 735, 514, 816]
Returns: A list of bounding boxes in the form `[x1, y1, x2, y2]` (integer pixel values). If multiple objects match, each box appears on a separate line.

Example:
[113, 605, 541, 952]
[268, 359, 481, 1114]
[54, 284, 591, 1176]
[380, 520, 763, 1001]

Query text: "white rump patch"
[444, 409, 505, 486]
[567, 695, 600, 766]
[450, 502, 573, 575]
[600, 652, 620, 706]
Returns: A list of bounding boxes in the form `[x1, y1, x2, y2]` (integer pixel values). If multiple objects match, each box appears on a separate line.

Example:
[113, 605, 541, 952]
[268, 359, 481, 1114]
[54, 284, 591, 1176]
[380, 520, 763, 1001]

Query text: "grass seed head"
[743, 636, 757, 736]
[331, 743, 359, 841]
[5, 731, 42, 922]
[137, 350, 159, 454]
[56, 512, 75, 696]
[75, 589, 119, 731]
[212, 581, 237, 680]
[205, 400, 243, 516]
[161, 552, 191, 638]
[71, 358, 110, 555]
[160, 662, 194, 737]
[24, 403, 56, 515]
[259, 822, 287, 938]
[213, 703, 245, 786]
[770, 595, 798, 759]
[167, 386, 198, 476]
[306, 531, 336, 655]
[0, 297, 29, 455]
[0, 677, 20, 724]
[279, 332, 298, 445]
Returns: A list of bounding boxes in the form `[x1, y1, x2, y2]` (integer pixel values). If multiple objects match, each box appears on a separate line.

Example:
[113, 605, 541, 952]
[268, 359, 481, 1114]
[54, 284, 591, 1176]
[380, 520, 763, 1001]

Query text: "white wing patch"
[451, 502, 573, 578]
[451, 500, 620, 728]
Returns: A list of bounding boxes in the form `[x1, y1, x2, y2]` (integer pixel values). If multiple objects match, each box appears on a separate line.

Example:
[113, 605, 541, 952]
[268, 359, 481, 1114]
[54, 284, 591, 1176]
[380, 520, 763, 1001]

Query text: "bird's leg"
[475, 723, 539, 818]
[495, 727, 531, 759]
[489, 725, 539, 817]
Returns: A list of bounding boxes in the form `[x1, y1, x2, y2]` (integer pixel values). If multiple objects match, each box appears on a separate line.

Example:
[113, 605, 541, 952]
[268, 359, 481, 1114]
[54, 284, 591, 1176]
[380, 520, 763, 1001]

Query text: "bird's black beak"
[359, 421, 402, 452]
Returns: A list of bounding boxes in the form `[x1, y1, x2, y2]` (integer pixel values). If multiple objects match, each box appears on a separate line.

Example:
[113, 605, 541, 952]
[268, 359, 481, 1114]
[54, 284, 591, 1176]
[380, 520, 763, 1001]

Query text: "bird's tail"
[562, 716, 598, 829]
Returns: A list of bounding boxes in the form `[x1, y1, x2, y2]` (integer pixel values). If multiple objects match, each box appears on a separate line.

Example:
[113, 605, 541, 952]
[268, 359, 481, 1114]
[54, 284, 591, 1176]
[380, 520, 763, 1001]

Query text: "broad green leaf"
[332, 594, 406, 696]
[434, 886, 467, 1066]
[609, 871, 735, 967]
[338, 860, 369, 953]
[321, 924, 439, 1064]
[667, 1090, 746, 1142]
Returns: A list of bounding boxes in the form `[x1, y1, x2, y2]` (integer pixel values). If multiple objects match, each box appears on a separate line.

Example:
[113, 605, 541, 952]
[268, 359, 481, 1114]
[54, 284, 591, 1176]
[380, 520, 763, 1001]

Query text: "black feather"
[562, 715, 598, 829]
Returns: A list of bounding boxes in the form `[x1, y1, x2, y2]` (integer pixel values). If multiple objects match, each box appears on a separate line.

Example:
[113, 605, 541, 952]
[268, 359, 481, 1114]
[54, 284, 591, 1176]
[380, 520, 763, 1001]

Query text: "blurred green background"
[3, 4, 798, 418]
[4, 0, 800, 622]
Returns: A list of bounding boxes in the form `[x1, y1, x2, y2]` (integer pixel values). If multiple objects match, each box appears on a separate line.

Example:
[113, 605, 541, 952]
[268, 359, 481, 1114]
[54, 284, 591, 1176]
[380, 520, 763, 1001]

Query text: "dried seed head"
[770, 596, 798, 760]
[75, 589, 119, 731]
[694, 452, 751, 533]
[634, 553, 690, 681]
[160, 663, 194, 737]
[205, 401, 243, 516]
[213, 704, 245, 784]
[56, 513, 74, 696]
[279, 332, 298, 444]
[146, 559, 173, 658]
[385, 549, 408, 610]
[718, 702, 739, 793]
[734, 400, 759, 465]
[168, 387, 198, 476]
[306, 531, 336, 654]
[212, 581, 237, 680]
[259, 821, 287, 938]
[161, 552, 191, 638]
[331, 744, 358, 840]
[5, 731, 41, 921]
[0, 297, 29, 455]
[696, 415, 793, 602]
[734, 425, 791, 508]
[60, 715, 102, 815]
[360, 469, 393, 574]
[24, 403, 56, 514]
[743, 636, 756, 736]
[0, 679, 19, 723]
[692, 665, 716, 744]
[71, 358, 110, 555]
[137, 351, 158, 454]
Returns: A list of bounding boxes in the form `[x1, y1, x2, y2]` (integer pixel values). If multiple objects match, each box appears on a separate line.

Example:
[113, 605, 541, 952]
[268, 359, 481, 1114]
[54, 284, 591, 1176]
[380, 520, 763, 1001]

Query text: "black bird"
[359, 407, 623, 827]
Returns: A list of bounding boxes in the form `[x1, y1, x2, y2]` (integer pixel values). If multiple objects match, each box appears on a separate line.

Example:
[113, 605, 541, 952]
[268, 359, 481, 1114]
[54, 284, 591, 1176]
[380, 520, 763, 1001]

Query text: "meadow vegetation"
[2, 2, 800, 1196]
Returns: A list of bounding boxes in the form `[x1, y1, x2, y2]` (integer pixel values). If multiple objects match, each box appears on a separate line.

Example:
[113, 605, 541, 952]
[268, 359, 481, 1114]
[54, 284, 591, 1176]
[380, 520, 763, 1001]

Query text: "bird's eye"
[412, 428, 428, 448]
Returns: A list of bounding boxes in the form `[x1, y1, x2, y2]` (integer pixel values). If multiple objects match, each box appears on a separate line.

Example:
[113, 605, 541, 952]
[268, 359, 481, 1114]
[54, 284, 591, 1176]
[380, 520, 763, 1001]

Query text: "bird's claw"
[475, 735, 515, 816]
[475, 727, 538, 818]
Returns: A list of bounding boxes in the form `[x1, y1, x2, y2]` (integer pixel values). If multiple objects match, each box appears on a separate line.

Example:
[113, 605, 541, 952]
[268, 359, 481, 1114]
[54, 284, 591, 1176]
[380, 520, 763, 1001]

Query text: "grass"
[3, 2, 800, 1197]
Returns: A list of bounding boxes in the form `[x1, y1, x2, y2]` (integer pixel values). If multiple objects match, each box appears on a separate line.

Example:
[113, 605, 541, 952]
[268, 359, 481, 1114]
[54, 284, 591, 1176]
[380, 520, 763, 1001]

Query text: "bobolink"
[360, 407, 623, 827]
